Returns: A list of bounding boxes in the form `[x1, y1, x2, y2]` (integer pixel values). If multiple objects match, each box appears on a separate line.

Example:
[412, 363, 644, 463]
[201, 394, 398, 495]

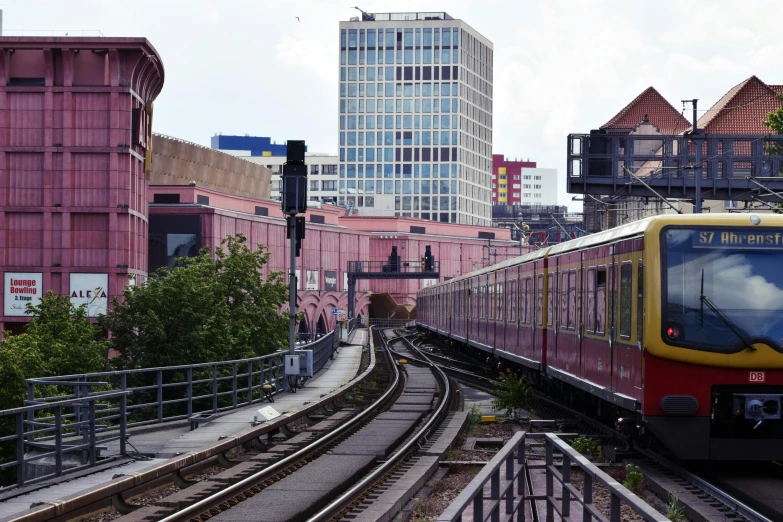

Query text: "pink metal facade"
[149, 187, 525, 330]
[0, 37, 164, 333]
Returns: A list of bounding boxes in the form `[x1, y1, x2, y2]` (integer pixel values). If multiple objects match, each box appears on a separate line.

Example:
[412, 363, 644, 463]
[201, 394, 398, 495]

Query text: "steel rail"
[158, 327, 397, 522]
[637, 446, 772, 522]
[8, 333, 367, 522]
[306, 330, 452, 521]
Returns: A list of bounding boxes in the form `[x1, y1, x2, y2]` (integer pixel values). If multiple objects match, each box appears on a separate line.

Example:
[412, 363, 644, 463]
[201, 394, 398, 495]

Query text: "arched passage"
[316, 315, 327, 335]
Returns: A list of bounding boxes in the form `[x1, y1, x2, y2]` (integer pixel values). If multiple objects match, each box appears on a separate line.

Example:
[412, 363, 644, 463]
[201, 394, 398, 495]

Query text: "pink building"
[0, 38, 521, 336]
[0, 37, 164, 334]
[147, 184, 522, 333]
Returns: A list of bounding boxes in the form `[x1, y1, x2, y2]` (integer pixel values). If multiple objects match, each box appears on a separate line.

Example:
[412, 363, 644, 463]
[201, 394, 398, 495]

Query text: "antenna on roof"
[351, 6, 375, 21]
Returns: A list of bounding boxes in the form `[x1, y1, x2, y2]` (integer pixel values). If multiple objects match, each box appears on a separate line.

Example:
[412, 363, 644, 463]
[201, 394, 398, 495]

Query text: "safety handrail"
[0, 332, 336, 488]
[438, 432, 668, 522]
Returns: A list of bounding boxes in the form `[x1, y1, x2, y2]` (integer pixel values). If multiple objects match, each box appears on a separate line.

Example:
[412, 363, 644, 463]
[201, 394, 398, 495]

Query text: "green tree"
[102, 234, 288, 369]
[763, 93, 783, 134]
[762, 93, 783, 212]
[0, 292, 107, 410]
[492, 371, 533, 420]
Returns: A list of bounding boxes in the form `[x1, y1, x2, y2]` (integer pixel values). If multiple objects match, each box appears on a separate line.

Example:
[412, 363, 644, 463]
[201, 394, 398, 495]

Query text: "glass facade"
[338, 17, 493, 225]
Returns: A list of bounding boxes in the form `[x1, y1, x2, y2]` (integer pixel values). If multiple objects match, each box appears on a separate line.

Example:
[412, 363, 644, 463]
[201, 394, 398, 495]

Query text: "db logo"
[749, 371, 765, 383]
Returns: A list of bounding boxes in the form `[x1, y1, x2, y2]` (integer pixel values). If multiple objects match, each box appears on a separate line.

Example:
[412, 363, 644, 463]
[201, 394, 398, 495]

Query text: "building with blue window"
[212, 134, 338, 205]
[338, 12, 494, 225]
[210, 135, 291, 157]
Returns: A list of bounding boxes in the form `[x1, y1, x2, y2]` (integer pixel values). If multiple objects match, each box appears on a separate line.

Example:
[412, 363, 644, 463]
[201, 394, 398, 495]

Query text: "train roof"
[426, 213, 783, 289]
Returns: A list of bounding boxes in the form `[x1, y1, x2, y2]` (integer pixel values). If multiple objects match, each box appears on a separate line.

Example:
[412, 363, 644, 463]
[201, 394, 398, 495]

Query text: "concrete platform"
[208, 342, 439, 522]
[0, 335, 368, 521]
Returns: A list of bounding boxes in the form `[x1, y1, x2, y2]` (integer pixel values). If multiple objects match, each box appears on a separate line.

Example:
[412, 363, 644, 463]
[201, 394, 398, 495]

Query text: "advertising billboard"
[70, 273, 109, 317]
[4, 272, 43, 316]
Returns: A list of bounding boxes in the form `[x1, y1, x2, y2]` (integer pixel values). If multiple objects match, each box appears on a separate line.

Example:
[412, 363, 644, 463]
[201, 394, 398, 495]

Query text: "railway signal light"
[424, 245, 434, 271]
[281, 140, 308, 216]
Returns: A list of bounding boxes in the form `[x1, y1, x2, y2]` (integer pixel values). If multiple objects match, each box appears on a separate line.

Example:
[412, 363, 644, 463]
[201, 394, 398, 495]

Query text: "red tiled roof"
[601, 87, 691, 135]
[695, 76, 783, 134]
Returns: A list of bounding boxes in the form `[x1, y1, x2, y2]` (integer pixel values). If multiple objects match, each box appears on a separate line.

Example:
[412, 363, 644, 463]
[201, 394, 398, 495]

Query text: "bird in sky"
[295, 17, 300, 22]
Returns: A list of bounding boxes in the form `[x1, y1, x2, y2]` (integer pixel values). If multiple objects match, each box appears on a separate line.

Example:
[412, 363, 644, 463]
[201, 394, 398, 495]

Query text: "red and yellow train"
[417, 214, 783, 460]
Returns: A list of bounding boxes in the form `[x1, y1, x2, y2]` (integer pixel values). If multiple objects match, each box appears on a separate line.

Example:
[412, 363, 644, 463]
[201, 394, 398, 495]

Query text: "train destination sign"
[692, 229, 783, 249]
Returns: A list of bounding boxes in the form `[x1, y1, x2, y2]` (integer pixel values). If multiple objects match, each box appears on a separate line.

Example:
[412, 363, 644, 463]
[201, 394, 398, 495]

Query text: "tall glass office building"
[338, 12, 493, 225]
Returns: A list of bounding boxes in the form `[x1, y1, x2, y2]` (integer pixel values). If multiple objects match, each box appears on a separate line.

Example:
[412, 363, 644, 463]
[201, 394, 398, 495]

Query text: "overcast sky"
[3, 0, 782, 210]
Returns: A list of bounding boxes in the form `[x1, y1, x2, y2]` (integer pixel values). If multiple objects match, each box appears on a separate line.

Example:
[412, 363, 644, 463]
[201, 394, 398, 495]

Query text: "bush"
[623, 463, 644, 491]
[467, 403, 482, 427]
[666, 492, 686, 521]
[571, 436, 602, 458]
[491, 371, 533, 419]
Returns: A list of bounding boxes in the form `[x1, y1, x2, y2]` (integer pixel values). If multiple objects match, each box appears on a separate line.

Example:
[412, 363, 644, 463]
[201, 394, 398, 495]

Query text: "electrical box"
[285, 354, 300, 375]
[297, 350, 313, 377]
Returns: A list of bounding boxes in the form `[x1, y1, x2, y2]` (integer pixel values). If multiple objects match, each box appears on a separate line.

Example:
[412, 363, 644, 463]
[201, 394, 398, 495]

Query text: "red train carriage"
[416, 214, 783, 460]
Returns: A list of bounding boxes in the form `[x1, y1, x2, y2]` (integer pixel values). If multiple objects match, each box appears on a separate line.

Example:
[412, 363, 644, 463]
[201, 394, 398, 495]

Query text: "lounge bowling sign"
[4, 272, 43, 316]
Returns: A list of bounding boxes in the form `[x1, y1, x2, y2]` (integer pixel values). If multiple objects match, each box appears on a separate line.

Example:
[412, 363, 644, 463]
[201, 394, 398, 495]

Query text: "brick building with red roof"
[600, 86, 691, 135]
[583, 77, 783, 232]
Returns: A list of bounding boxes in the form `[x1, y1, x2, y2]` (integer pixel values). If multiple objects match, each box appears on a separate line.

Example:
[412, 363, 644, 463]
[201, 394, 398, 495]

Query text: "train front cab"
[641, 215, 783, 460]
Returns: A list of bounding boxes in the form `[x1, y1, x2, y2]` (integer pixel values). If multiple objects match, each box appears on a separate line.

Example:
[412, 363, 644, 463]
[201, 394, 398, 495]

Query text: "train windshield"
[663, 227, 783, 353]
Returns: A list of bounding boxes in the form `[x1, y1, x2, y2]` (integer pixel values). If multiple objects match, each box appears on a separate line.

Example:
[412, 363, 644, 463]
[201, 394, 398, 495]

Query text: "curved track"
[138, 328, 452, 522]
[415, 327, 783, 522]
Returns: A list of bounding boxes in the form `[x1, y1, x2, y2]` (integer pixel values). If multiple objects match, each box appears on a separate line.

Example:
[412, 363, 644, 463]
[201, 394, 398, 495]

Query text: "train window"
[560, 272, 569, 328]
[547, 274, 555, 327]
[568, 271, 576, 330]
[587, 268, 596, 333]
[508, 279, 516, 322]
[518, 278, 526, 324]
[595, 267, 606, 335]
[478, 284, 483, 319]
[637, 261, 644, 347]
[619, 262, 633, 339]
[522, 277, 531, 324]
[536, 274, 544, 326]
[496, 281, 503, 322]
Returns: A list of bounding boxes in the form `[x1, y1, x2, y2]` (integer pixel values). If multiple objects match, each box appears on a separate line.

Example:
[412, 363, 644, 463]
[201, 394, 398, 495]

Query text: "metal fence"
[368, 318, 416, 330]
[438, 432, 667, 522]
[0, 332, 336, 488]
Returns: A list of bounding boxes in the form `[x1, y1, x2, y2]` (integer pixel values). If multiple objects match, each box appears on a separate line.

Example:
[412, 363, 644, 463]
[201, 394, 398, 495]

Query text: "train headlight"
[666, 325, 681, 340]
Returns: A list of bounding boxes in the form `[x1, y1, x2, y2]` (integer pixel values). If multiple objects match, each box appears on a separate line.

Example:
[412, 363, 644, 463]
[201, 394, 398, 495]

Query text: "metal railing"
[0, 391, 131, 487]
[439, 432, 667, 522]
[0, 332, 336, 488]
[347, 260, 440, 275]
[369, 318, 416, 330]
[567, 133, 783, 202]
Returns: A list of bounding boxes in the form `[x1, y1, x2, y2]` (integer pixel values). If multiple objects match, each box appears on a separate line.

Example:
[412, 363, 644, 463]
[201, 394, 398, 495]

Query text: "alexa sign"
[4, 272, 43, 316]
[70, 273, 109, 317]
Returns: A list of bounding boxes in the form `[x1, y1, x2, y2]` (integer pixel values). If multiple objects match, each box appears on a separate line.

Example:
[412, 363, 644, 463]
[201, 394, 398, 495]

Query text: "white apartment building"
[338, 11, 494, 225]
[518, 168, 558, 205]
[242, 154, 340, 205]
[212, 138, 339, 205]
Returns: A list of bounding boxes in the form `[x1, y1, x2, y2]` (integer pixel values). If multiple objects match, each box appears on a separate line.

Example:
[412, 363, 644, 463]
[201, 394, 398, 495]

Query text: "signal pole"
[683, 99, 702, 213]
[281, 140, 308, 355]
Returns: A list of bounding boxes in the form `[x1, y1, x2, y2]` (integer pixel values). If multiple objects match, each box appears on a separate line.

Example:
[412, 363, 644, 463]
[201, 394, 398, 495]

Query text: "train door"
[614, 260, 633, 393]
[536, 263, 547, 372]
[497, 270, 506, 354]
[578, 253, 585, 380]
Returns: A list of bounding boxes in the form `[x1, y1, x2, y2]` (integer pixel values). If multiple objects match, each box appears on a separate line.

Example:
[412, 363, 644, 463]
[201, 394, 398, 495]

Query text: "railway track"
[412, 327, 783, 522]
[3, 334, 377, 522]
[108, 328, 454, 522]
